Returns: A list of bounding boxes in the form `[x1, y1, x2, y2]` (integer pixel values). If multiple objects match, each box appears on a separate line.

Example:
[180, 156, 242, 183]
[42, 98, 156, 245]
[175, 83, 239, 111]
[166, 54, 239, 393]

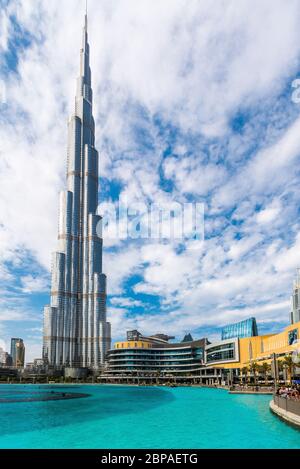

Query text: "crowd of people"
[276, 385, 300, 400]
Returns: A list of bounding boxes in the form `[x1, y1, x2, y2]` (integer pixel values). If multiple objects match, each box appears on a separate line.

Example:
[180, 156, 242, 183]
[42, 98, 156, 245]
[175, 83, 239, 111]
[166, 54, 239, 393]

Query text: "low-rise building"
[102, 330, 208, 382]
[205, 319, 300, 383]
[102, 318, 300, 386]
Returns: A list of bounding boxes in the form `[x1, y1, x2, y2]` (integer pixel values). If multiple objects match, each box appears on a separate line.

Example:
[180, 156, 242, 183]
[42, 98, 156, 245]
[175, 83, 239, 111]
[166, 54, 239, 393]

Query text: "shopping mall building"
[101, 318, 300, 385]
[205, 318, 300, 384]
[102, 330, 210, 383]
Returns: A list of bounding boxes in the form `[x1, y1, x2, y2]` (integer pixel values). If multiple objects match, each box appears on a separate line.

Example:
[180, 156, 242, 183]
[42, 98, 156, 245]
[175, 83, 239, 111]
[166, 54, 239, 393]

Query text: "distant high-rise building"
[221, 317, 258, 340]
[0, 347, 12, 367]
[291, 269, 300, 324]
[10, 338, 18, 364]
[0, 347, 6, 365]
[10, 338, 25, 368]
[42, 13, 111, 370]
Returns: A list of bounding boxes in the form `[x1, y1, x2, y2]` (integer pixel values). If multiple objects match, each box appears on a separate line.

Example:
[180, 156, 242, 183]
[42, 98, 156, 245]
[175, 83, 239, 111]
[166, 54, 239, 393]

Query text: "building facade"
[205, 338, 239, 366]
[102, 319, 300, 385]
[221, 317, 258, 340]
[0, 347, 12, 367]
[43, 14, 111, 371]
[103, 330, 208, 381]
[10, 338, 25, 368]
[291, 269, 300, 324]
[206, 320, 300, 381]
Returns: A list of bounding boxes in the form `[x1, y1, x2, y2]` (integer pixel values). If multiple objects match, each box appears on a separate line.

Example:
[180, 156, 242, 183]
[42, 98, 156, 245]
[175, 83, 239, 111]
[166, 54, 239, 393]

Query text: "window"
[206, 343, 235, 363]
[288, 329, 298, 346]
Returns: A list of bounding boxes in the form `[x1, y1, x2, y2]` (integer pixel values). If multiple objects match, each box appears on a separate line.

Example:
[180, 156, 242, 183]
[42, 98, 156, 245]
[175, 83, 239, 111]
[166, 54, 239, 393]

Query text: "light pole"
[271, 353, 278, 395]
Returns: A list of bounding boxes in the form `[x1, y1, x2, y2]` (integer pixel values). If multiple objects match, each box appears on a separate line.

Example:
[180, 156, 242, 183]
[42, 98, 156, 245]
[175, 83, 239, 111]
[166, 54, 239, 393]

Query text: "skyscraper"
[10, 338, 25, 368]
[291, 269, 300, 324]
[43, 13, 111, 370]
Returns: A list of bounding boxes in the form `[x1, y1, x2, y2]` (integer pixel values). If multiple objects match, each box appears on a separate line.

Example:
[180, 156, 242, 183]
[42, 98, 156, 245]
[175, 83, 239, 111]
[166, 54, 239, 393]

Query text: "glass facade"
[42, 15, 111, 370]
[10, 338, 25, 368]
[288, 329, 298, 346]
[221, 317, 258, 340]
[106, 338, 207, 376]
[206, 342, 236, 363]
[291, 270, 300, 324]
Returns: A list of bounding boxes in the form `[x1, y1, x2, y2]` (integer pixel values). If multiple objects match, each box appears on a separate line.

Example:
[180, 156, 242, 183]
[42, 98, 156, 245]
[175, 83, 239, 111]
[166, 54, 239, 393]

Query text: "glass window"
[206, 343, 235, 363]
[288, 329, 298, 345]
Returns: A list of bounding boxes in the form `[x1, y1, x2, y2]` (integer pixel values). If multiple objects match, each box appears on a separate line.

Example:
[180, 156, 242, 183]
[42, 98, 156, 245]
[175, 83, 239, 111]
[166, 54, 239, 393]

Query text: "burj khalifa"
[43, 13, 111, 370]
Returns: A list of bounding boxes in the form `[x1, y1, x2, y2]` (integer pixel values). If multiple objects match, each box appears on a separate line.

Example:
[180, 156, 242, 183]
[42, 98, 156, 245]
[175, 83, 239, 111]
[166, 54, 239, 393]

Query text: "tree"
[283, 355, 295, 384]
[241, 366, 249, 385]
[260, 362, 271, 385]
[276, 359, 284, 385]
[249, 361, 260, 385]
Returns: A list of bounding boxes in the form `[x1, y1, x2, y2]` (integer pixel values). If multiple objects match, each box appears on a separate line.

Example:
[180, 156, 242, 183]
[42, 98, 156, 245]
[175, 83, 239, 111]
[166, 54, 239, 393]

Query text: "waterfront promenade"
[270, 393, 300, 428]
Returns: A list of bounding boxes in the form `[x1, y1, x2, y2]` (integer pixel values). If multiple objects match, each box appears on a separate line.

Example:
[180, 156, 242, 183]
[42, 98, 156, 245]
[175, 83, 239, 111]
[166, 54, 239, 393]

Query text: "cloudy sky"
[1, 0, 300, 362]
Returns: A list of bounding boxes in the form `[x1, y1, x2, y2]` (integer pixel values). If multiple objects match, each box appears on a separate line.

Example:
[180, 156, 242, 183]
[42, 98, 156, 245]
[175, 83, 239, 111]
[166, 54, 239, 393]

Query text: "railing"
[273, 395, 300, 416]
[231, 385, 274, 392]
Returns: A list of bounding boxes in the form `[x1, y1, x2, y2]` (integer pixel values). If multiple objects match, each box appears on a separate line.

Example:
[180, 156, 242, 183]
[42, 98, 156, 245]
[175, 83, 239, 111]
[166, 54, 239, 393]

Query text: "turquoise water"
[0, 384, 299, 448]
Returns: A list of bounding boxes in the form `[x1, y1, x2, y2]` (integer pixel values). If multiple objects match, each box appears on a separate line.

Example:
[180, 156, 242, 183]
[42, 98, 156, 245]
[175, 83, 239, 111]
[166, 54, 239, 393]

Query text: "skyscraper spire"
[43, 11, 111, 372]
[84, 0, 88, 33]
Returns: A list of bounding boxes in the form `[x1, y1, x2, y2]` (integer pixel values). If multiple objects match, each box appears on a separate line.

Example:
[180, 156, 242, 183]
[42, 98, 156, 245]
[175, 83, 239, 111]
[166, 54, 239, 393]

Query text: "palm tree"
[249, 361, 260, 386]
[241, 366, 249, 385]
[283, 355, 295, 384]
[260, 362, 271, 385]
[276, 359, 284, 385]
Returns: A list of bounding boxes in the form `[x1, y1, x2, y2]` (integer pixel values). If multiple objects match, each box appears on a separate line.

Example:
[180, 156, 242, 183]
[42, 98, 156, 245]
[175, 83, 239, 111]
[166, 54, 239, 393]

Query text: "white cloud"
[20, 274, 49, 294]
[110, 297, 144, 308]
[256, 200, 281, 225]
[273, 233, 300, 273]
[227, 234, 263, 260]
[1, 0, 300, 349]
[0, 8, 9, 53]
[104, 246, 143, 295]
[213, 115, 300, 212]
[164, 156, 227, 195]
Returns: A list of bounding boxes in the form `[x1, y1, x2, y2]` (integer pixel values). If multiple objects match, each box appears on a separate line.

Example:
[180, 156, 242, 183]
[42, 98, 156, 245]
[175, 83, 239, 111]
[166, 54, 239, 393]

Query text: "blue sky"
[1, 0, 300, 362]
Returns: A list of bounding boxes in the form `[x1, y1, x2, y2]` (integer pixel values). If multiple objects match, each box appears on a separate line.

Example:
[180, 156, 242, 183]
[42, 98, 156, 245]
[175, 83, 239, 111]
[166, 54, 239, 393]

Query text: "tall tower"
[43, 13, 111, 370]
[11, 338, 25, 368]
[291, 269, 300, 324]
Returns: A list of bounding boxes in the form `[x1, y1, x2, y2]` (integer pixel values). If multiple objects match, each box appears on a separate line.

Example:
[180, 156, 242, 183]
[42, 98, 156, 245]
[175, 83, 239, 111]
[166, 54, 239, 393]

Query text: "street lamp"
[271, 353, 278, 395]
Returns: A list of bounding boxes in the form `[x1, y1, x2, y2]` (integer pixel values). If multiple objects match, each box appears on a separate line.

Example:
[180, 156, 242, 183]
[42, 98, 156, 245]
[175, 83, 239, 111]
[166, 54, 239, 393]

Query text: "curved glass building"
[104, 330, 208, 379]
[221, 317, 258, 340]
